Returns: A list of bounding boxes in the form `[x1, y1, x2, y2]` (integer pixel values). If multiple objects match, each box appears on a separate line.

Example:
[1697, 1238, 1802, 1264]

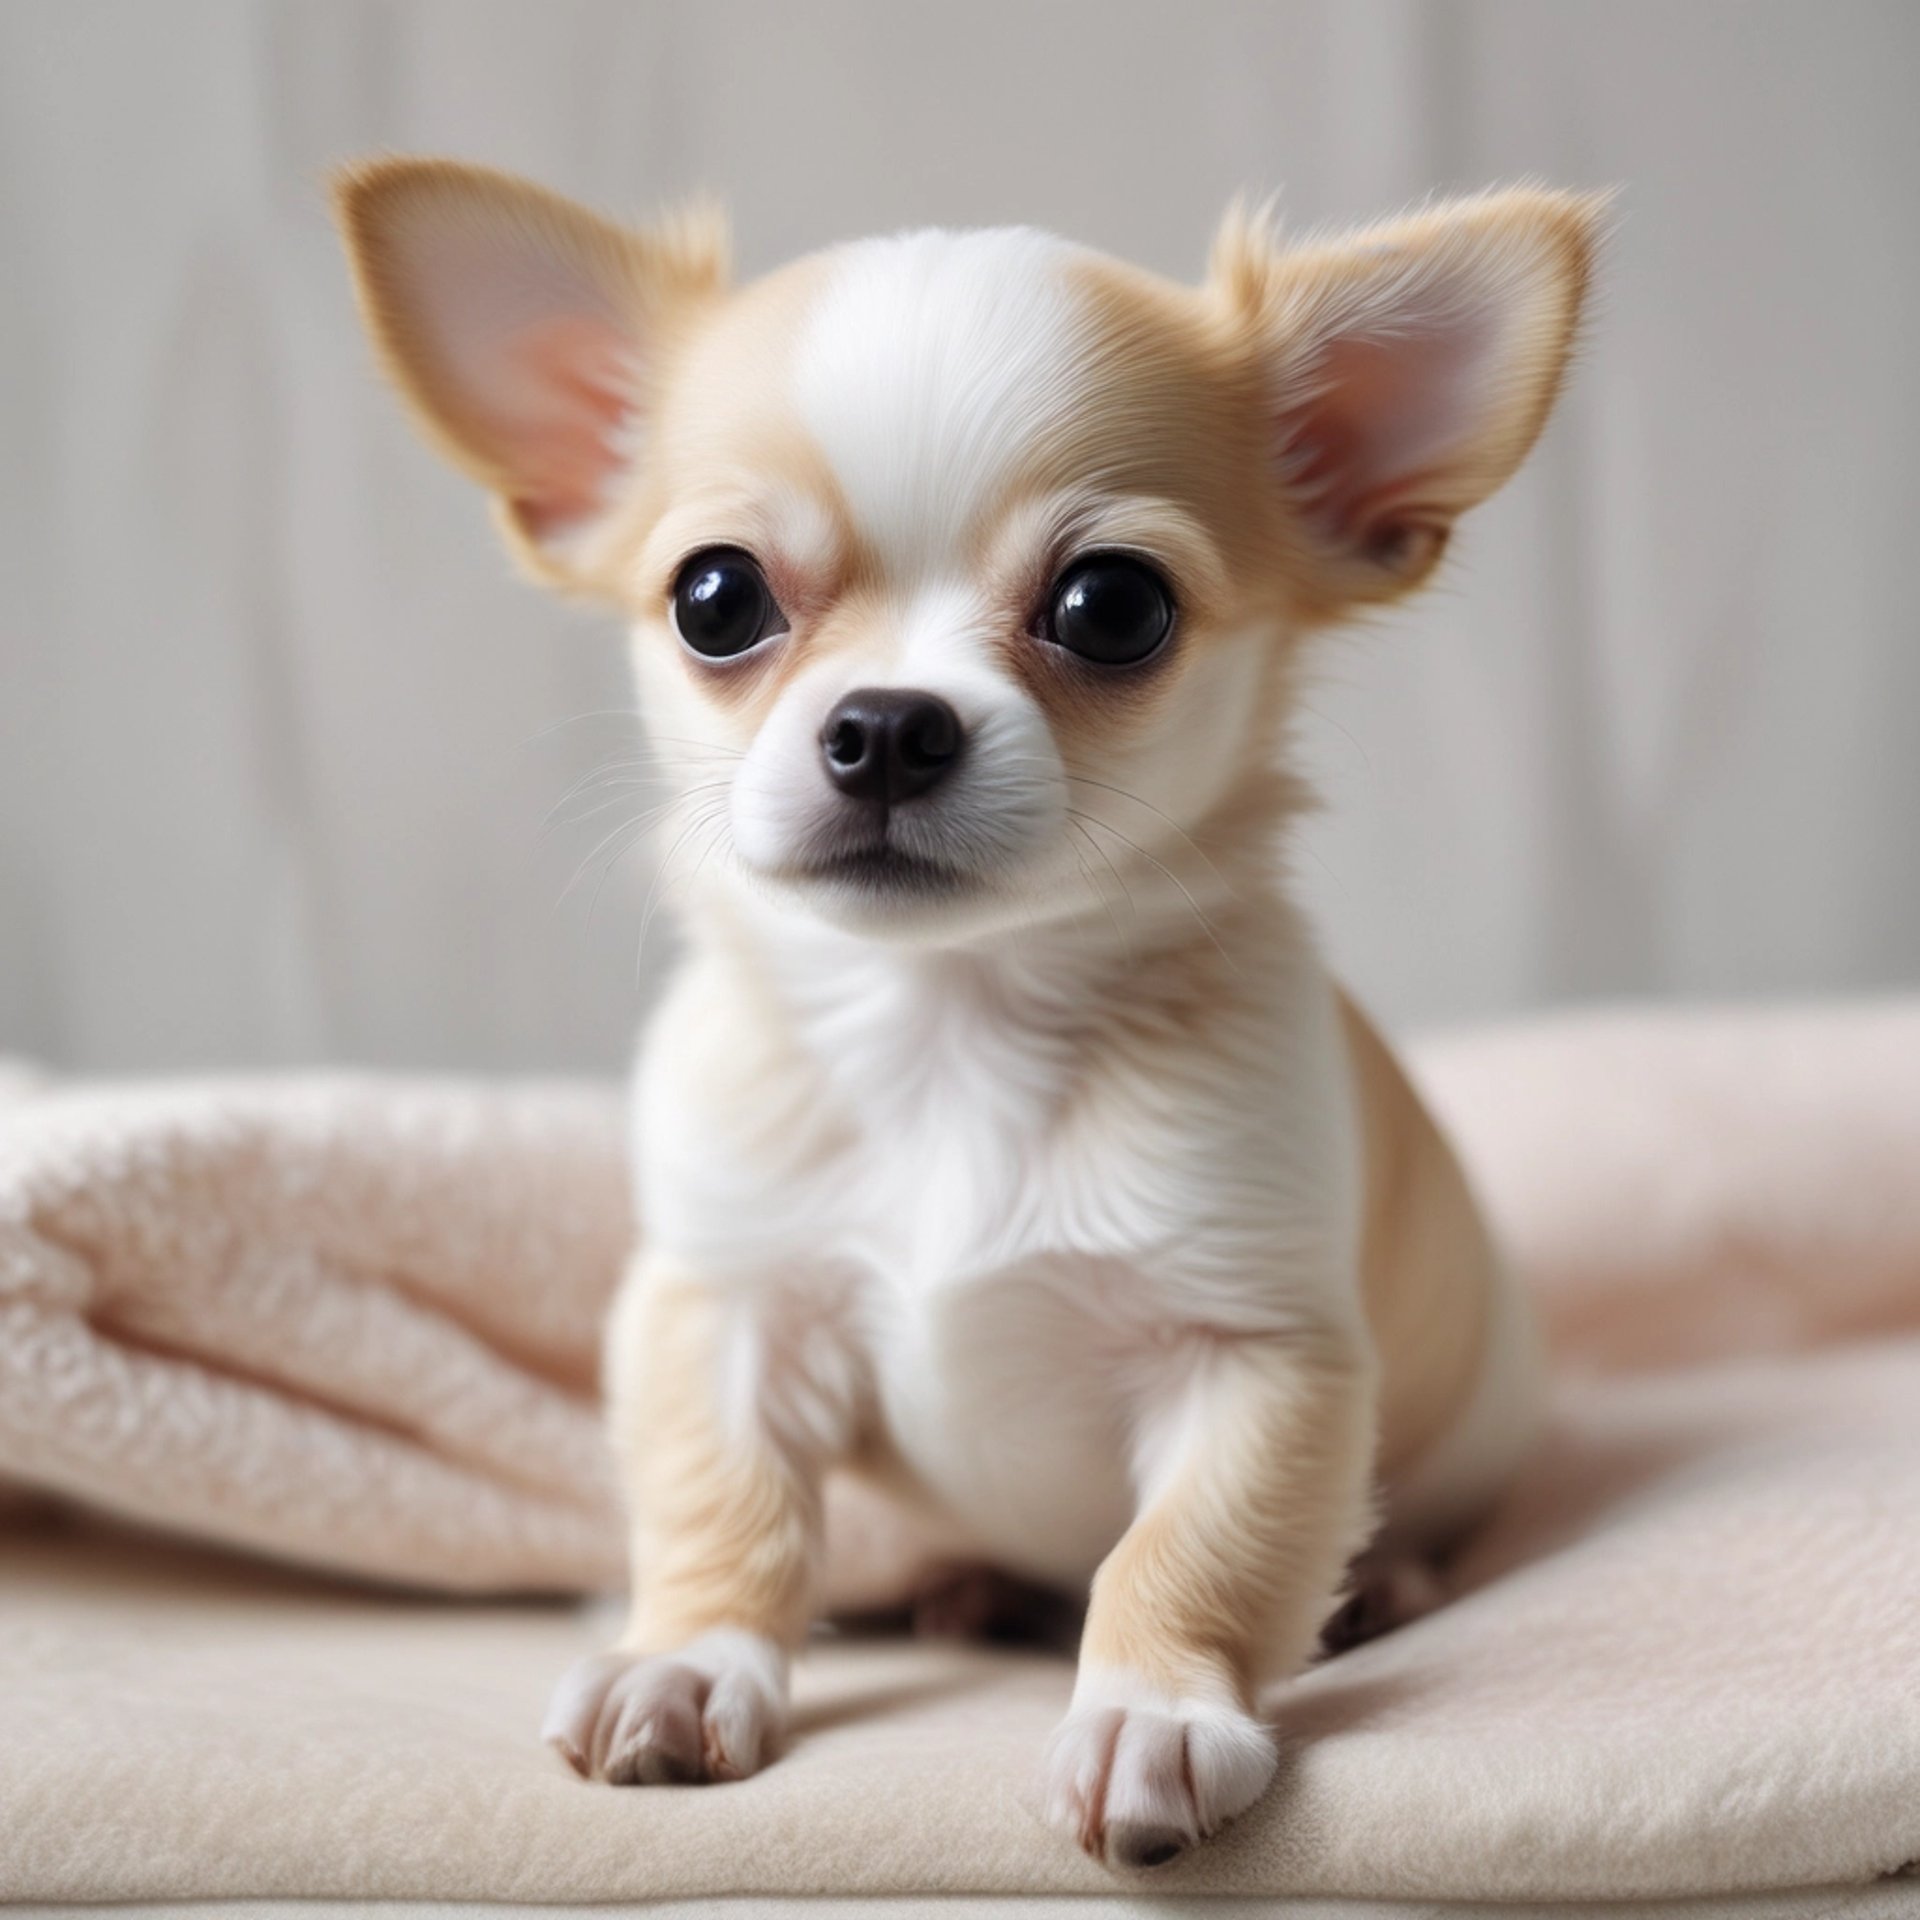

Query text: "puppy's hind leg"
[818, 1475, 1083, 1649]
[1317, 1550, 1449, 1657]
[907, 1564, 1084, 1649]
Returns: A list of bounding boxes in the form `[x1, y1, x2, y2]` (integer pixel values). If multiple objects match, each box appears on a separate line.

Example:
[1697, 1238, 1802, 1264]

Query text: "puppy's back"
[1342, 994, 1538, 1544]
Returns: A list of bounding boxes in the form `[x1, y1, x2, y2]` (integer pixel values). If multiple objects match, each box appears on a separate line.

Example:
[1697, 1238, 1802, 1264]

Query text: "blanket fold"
[0, 1074, 630, 1591]
[8, 1002, 1920, 1595]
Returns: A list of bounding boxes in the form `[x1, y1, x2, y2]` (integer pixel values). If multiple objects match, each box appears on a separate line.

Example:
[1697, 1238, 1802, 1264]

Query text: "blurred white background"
[2, 0, 1915, 1073]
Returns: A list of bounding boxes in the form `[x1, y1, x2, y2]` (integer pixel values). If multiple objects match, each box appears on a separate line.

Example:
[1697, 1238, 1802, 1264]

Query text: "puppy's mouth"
[774, 801, 982, 900]
[797, 841, 969, 895]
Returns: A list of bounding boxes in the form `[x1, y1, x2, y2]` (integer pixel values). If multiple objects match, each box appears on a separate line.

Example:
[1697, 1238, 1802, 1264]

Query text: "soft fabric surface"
[4, 1344, 1918, 1905]
[0, 1074, 629, 1590]
[3, 1001, 1920, 1905]
[1416, 1000, 1920, 1370]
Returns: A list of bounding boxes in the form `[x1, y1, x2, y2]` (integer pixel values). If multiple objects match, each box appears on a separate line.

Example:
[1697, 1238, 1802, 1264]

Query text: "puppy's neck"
[686, 767, 1309, 1129]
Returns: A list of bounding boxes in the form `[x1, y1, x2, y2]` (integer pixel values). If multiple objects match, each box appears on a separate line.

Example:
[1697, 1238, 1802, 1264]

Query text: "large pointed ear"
[331, 157, 727, 587]
[1213, 187, 1607, 607]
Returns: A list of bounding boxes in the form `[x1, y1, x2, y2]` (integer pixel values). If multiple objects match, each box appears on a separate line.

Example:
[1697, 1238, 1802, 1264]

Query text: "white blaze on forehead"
[792, 228, 1092, 576]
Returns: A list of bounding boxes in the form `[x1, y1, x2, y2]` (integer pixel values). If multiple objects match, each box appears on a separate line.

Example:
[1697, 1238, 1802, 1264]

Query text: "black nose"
[820, 688, 963, 805]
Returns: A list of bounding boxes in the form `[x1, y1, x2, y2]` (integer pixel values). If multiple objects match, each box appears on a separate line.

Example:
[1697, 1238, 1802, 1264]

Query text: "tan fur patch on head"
[965, 251, 1312, 784]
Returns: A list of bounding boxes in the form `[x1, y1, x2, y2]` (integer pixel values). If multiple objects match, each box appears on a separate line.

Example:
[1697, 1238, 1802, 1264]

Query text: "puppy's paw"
[542, 1628, 787, 1785]
[1043, 1669, 1277, 1869]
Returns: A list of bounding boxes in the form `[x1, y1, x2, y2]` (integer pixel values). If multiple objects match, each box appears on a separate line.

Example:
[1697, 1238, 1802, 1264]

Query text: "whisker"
[560, 811, 662, 910]
[516, 707, 647, 749]
[549, 775, 731, 840]
[1070, 809, 1240, 975]
[558, 778, 733, 910]
[584, 814, 666, 928]
[695, 814, 738, 923]
[543, 778, 666, 837]
[517, 709, 746, 760]
[632, 800, 730, 959]
[1069, 837, 1129, 955]
[1068, 814, 1136, 921]
[539, 747, 737, 834]
[1061, 770, 1243, 901]
[640, 733, 747, 760]
[1285, 828, 1348, 899]
[1295, 698, 1373, 777]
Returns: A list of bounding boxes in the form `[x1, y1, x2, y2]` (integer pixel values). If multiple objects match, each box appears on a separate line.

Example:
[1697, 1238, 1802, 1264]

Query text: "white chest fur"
[632, 892, 1363, 1586]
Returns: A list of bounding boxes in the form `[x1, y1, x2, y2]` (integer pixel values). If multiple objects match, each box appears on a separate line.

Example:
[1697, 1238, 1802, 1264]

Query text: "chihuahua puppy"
[335, 160, 1598, 1867]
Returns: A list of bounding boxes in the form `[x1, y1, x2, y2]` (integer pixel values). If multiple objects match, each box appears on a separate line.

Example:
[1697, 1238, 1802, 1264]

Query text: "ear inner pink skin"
[1282, 306, 1493, 555]
[489, 317, 640, 540]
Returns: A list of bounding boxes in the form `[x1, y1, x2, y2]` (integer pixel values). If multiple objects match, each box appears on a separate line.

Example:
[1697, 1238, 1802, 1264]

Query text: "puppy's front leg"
[1046, 1331, 1376, 1867]
[545, 1260, 832, 1785]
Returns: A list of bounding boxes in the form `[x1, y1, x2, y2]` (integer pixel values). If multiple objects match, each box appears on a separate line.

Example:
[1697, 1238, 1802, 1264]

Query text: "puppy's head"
[335, 161, 1601, 944]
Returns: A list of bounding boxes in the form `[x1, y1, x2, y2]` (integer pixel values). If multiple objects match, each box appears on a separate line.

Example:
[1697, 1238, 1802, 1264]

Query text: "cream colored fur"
[333, 158, 1602, 1868]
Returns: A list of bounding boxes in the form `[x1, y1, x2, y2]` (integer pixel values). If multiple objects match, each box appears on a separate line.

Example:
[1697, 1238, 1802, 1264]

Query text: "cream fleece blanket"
[3, 1002, 1919, 1906]
[0, 1073, 630, 1590]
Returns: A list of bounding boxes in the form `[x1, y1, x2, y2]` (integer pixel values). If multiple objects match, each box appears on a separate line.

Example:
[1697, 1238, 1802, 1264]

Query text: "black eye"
[1043, 555, 1174, 666]
[671, 548, 786, 659]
